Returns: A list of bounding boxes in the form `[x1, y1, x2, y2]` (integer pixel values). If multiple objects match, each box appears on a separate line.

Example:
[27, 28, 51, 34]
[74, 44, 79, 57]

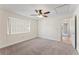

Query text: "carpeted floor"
[0, 37, 78, 55]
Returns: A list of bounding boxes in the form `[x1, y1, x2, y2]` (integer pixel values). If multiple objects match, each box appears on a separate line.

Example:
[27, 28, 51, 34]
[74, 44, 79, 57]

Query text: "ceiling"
[0, 4, 77, 18]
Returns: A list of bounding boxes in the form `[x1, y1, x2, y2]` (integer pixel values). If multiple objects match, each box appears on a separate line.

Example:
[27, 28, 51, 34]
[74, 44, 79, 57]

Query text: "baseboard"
[0, 37, 37, 49]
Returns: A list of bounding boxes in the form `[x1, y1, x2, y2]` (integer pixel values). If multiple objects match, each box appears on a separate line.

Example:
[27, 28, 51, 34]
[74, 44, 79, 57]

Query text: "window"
[7, 17, 30, 34]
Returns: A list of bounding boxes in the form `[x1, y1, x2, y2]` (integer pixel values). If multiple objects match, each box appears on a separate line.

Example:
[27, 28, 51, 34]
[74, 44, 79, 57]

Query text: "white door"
[77, 16, 79, 52]
[70, 17, 75, 49]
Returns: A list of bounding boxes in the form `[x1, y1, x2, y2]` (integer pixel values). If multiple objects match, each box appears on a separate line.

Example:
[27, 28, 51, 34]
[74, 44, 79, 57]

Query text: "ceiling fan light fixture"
[37, 15, 43, 18]
[31, 9, 50, 18]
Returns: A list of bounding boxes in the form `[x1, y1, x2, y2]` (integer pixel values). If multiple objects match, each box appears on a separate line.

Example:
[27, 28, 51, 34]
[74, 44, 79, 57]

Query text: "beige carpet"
[0, 37, 78, 55]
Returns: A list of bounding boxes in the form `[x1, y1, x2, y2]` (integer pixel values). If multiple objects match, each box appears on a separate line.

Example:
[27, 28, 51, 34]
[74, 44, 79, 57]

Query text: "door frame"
[75, 16, 77, 49]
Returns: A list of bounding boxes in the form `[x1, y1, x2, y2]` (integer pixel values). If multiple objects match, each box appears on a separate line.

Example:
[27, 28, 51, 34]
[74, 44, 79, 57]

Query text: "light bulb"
[37, 15, 43, 18]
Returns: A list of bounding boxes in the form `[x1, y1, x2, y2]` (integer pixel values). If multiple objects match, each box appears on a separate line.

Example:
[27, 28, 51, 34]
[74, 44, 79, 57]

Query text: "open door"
[61, 16, 76, 49]
[70, 16, 76, 49]
[77, 16, 79, 52]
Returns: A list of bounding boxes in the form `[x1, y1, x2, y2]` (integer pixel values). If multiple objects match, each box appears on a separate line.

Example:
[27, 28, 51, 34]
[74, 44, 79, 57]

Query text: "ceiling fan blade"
[44, 11, 50, 14]
[43, 15, 48, 17]
[35, 10, 38, 13]
[39, 10, 42, 14]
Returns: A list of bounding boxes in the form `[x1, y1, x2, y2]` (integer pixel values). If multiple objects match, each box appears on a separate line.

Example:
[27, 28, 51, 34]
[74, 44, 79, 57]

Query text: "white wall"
[38, 17, 63, 40]
[0, 9, 7, 48]
[0, 9, 38, 48]
[38, 4, 76, 41]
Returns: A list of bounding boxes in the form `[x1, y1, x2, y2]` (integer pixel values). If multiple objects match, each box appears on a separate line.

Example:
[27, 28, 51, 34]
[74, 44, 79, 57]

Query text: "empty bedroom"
[0, 4, 79, 55]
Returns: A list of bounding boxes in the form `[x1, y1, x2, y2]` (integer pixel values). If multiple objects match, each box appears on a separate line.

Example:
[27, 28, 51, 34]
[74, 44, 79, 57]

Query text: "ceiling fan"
[30, 4, 68, 18]
[31, 9, 50, 18]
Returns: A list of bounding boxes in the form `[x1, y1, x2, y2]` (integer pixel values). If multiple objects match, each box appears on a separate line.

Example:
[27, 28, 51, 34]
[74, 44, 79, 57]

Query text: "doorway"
[61, 16, 77, 49]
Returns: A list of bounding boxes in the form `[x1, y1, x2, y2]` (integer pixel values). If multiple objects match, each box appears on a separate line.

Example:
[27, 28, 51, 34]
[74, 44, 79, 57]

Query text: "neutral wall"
[0, 10, 7, 48]
[38, 17, 63, 40]
[0, 9, 38, 48]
